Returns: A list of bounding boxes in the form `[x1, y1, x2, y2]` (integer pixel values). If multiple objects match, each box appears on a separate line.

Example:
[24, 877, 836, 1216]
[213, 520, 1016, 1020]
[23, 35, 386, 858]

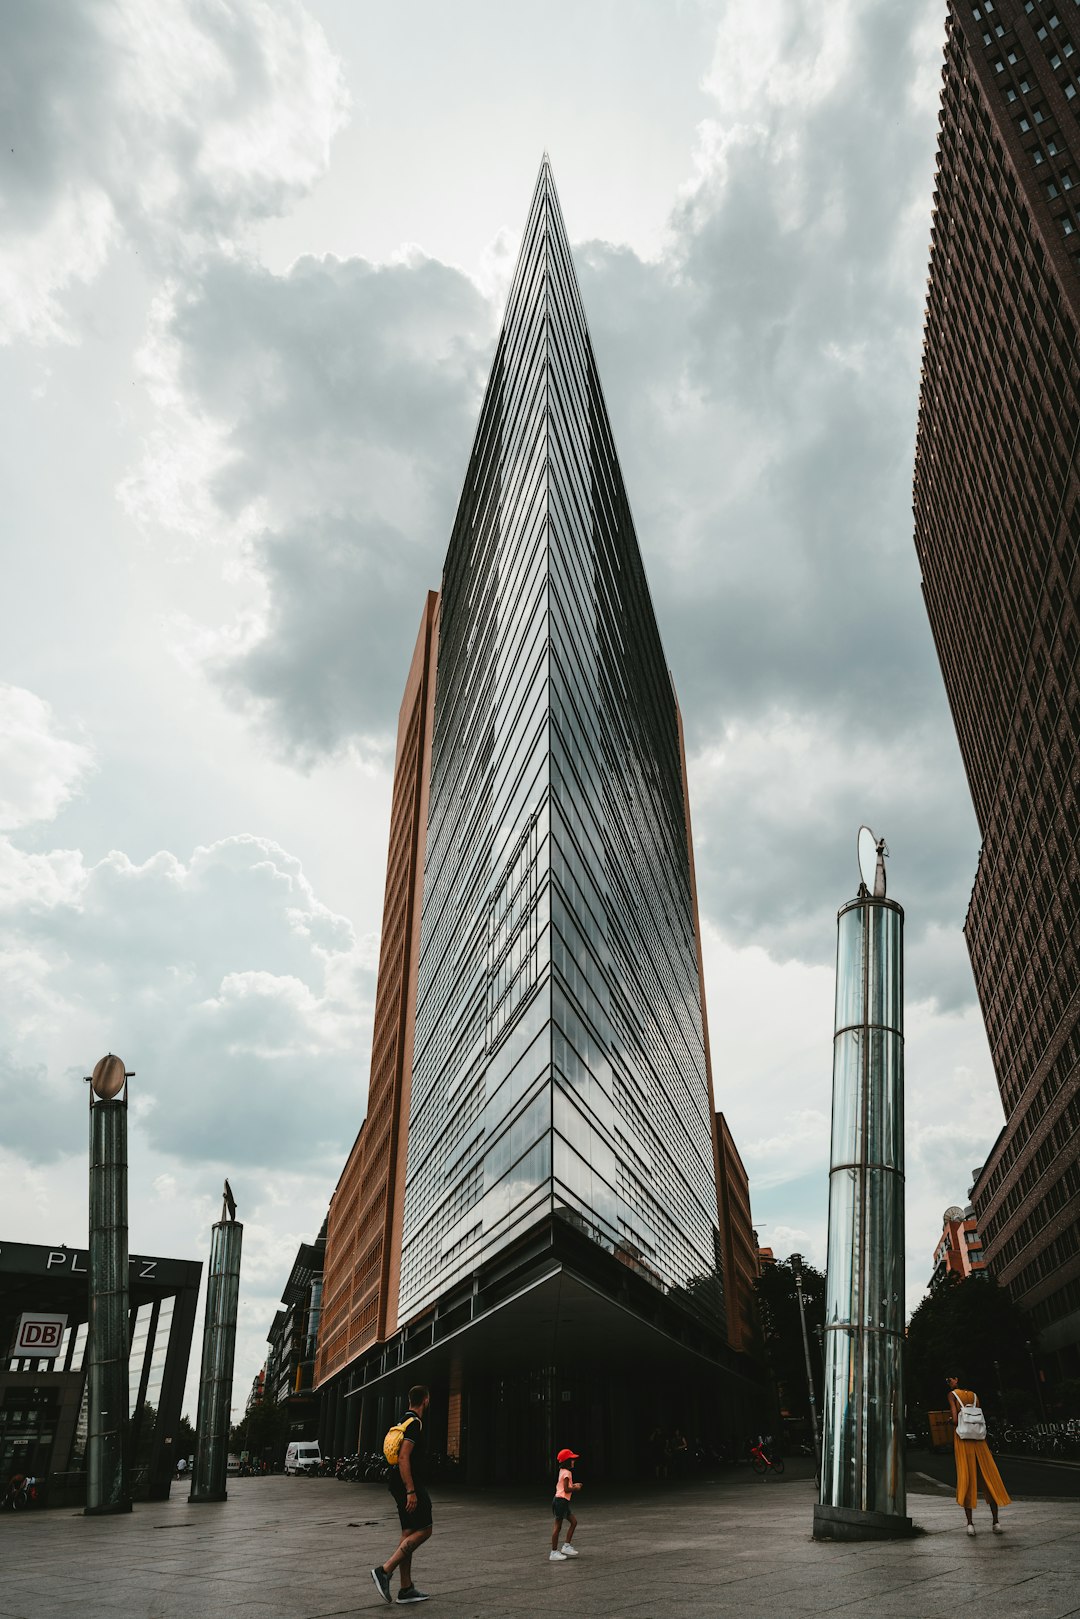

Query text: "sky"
[0, 0, 1002, 1424]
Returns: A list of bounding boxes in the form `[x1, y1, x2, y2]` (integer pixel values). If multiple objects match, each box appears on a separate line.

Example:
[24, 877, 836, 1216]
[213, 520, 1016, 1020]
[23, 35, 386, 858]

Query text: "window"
[1049, 136, 1060, 151]
[1048, 181, 1060, 196]
[1063, 171, 1074, 187]
[1063, 217, 1075, 233]
[1021, 116, 1032, 128]
[1008, 49, 1019, 61]
[1035, 107, 1046, 119]
[1068, 81, 1078, 94]
[1034, 147, 1045, 161]
[1038, 25, 1049, 37]
[1052, 52, 1062, 64]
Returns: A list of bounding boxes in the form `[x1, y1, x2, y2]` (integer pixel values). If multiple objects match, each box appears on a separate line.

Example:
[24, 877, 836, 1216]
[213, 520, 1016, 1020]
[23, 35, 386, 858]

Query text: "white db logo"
[15, 1313, 67, 1357]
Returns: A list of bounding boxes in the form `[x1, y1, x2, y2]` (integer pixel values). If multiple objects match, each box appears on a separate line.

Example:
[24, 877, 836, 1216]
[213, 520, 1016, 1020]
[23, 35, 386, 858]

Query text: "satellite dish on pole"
[857, 827, 889, 898]
[90, 1054, 129, 1102]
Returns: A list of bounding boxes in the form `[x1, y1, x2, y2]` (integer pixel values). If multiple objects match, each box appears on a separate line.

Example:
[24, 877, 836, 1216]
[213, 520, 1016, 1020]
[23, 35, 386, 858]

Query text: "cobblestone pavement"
[2, 1465, 1078, 1619]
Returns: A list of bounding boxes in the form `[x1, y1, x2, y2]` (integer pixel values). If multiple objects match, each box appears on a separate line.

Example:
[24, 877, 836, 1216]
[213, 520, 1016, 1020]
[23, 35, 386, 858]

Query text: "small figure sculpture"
[874, 837, 889, 899]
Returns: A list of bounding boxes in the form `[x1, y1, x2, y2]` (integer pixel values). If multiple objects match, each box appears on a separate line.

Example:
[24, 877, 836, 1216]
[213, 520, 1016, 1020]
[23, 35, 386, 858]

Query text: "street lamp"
[992, 1357, 1008, 1424]
[1025, 1340, 1046, 1423]
[789, 1253, 821, 1482]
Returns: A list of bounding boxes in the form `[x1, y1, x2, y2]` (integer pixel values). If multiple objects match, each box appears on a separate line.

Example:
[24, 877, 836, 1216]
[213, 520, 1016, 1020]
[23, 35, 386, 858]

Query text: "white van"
[284, 1441, 321, 1475]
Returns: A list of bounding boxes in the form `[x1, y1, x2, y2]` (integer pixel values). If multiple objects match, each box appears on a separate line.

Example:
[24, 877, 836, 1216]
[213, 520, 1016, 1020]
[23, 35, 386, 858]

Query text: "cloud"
[0, 0, 347, 345]
[0, 702, 376, 1168]
[122, 249, 493, 761]
[107, 1, 978, 998]
[0, 685, 95, 831]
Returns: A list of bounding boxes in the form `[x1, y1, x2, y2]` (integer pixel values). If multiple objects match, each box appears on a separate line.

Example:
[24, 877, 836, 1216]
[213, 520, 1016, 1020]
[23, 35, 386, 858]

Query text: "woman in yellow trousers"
[946, 1374, 1011, 1535]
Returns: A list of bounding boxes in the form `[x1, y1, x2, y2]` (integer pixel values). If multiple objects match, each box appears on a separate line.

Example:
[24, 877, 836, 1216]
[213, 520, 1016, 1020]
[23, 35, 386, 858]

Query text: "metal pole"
[790, 1254, 821, 1483]
[190, 1187, 244, 1503]
[993, 1357, 1008, 1424]
[1025, 1341, 1046, 1423]
[85, 1055, 133, 1515]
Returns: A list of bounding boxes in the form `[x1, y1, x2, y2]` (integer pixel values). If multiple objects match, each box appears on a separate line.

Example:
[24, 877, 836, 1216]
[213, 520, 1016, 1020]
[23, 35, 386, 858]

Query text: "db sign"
[15, 1313, 67, 1358]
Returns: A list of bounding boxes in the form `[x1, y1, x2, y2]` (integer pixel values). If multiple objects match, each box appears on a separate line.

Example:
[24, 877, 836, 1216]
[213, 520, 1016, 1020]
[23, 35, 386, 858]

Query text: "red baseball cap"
[557, 1449, 579, 1463]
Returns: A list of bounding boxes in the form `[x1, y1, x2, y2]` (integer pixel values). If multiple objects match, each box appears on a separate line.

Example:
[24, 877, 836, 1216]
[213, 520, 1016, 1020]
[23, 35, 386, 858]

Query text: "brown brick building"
[715, 1113, 761, 1354]
[314, 593, 438, 1441]
[913, 0, 1080, 1378]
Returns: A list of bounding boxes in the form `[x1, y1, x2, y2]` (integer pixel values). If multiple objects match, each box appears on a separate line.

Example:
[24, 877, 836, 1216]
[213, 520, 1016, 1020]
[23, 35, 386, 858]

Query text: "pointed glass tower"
[398, 161, 728, 1341]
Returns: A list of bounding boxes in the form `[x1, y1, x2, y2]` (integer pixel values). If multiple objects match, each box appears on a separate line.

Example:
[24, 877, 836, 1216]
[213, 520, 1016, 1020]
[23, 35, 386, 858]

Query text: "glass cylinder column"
[86, 1060, 132, 1515]
[189, 1210, 244, 1503]
[814, 891, 912, 1540]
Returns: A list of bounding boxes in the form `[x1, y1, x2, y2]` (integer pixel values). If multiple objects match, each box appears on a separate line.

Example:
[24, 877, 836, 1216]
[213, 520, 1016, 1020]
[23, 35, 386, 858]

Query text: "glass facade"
[821, 896, 906, 1519]
[398, 161, 722, 1329]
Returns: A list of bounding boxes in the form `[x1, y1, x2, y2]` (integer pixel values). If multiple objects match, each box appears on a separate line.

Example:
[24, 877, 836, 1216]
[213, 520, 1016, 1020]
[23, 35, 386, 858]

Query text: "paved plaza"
[2, 1464, 1078, 1619]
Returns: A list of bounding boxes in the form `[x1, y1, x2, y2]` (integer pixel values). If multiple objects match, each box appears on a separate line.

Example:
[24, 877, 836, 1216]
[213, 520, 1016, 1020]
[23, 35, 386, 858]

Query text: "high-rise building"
[929, 1204, 987, 1294]
[914, 0, 1080, 1380]
[315, 162, 761, 1475]
[314, 594, 438, 1446]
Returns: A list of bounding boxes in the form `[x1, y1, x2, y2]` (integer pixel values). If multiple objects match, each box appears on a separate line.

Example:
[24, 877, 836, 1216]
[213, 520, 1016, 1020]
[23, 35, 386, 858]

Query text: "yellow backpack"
[383, 1413, 420, 1466]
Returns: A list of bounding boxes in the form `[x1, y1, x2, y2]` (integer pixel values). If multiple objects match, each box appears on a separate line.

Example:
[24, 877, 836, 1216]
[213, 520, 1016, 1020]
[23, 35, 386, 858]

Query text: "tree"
[753, 1257, 825, 1421]
[906, 1276, 1034, 1419]
[176, 1414, 196, 1461]
[231, 1392, 289, 1460]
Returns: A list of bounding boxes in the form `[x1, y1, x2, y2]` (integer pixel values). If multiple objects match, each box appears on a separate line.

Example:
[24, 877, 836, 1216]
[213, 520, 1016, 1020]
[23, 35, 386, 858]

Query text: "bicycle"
[749, 1439, 785, 1478]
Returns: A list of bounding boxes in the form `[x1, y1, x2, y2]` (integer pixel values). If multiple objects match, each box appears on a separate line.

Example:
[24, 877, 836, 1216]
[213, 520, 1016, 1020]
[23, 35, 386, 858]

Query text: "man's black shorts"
[552, 1497, 572, 1521]
[389, 1476, 433, 1531]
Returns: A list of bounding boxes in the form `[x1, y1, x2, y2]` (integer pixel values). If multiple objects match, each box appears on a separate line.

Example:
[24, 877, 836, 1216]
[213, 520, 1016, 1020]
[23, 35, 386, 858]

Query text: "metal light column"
[86, 1074, 132, 1515]
[190, 1188, 243, 1503]
[814, 883, 912, 1540]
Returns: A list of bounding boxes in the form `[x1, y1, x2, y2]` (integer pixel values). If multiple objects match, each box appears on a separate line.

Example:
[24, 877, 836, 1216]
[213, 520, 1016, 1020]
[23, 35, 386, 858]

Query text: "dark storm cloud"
[160, 251, 492, 760]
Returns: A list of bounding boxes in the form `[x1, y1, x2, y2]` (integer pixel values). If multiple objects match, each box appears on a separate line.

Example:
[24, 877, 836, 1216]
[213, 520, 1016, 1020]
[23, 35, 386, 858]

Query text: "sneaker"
[966, 1524, 976, 1537]
[371, 1567, 392, 1604]
[992, 1522, 1004, 1534]
[396, 1589, 430, 1604]
[549, 1550, 567, 1561]
[560, 1544, 579, 1557]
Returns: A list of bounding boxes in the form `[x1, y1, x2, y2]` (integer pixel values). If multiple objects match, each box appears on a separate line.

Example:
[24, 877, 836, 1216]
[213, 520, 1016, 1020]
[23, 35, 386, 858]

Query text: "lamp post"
[1025, 1340, 1046, 1423]
[993, 1357, 1008, 1424]
[190, 1181, 244, 1503]
[789, 1253, 821, 1482]
[84, 1053, 134, 1516]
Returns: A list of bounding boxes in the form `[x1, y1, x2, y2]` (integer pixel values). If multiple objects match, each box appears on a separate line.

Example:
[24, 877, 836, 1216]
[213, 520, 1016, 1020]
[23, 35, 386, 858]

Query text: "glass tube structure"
[818, 893, 908, 1531]
[85, 1096, 132, 1514]
[189, 1217, 243, 1503]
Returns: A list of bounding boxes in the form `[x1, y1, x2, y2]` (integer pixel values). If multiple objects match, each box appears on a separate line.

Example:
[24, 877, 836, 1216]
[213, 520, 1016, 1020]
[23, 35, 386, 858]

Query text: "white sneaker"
[966, 1524, 976, 1537]
[549, 1550, 567, 1561]
[560, 1544, 579, 1557]
[992, 1522, 1004, 1534]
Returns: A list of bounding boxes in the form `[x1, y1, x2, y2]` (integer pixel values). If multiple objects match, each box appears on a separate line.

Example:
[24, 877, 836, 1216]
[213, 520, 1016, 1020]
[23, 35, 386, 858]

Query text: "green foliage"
[176, 1414, 196, 1460]
[753, 1257, 825, 1417]
[231, 1392, 289, 1458]
[906, 1276, 1034, 1418]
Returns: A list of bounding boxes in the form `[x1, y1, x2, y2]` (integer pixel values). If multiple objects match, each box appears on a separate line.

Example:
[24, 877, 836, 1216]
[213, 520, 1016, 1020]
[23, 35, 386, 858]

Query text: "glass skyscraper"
[315, 161, 760, 1478]
[399, 159, 725, 1331]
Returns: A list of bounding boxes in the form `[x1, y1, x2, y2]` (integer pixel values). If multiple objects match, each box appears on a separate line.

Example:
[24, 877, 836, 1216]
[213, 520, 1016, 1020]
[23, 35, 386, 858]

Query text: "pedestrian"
[371, 1384, 433, 1605]
[946, 1374, 1010, 1535]
[549, 1447, 582, 1561]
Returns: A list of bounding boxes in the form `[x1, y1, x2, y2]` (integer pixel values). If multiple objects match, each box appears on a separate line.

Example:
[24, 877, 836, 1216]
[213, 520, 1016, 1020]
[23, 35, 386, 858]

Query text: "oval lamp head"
[90, 1053, 127, 1101]
[857, 825, 878, 892]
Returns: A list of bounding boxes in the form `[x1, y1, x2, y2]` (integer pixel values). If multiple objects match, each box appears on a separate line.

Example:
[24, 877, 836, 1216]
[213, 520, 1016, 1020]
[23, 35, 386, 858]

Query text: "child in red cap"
[549, 1447, 582, 1561]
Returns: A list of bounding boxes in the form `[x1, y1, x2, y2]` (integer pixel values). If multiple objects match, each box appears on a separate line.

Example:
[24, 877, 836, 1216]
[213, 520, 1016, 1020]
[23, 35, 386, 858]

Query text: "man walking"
[371, 1385, 433, 1605]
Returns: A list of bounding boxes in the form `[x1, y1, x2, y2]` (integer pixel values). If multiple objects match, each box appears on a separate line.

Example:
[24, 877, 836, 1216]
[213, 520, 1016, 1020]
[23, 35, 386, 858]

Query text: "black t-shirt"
[391, 1411, 425, 1487]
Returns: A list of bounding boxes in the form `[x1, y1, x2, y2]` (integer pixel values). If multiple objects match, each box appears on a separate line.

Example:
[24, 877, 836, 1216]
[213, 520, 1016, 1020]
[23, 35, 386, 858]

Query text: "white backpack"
[955, 1392, 986, 1442]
